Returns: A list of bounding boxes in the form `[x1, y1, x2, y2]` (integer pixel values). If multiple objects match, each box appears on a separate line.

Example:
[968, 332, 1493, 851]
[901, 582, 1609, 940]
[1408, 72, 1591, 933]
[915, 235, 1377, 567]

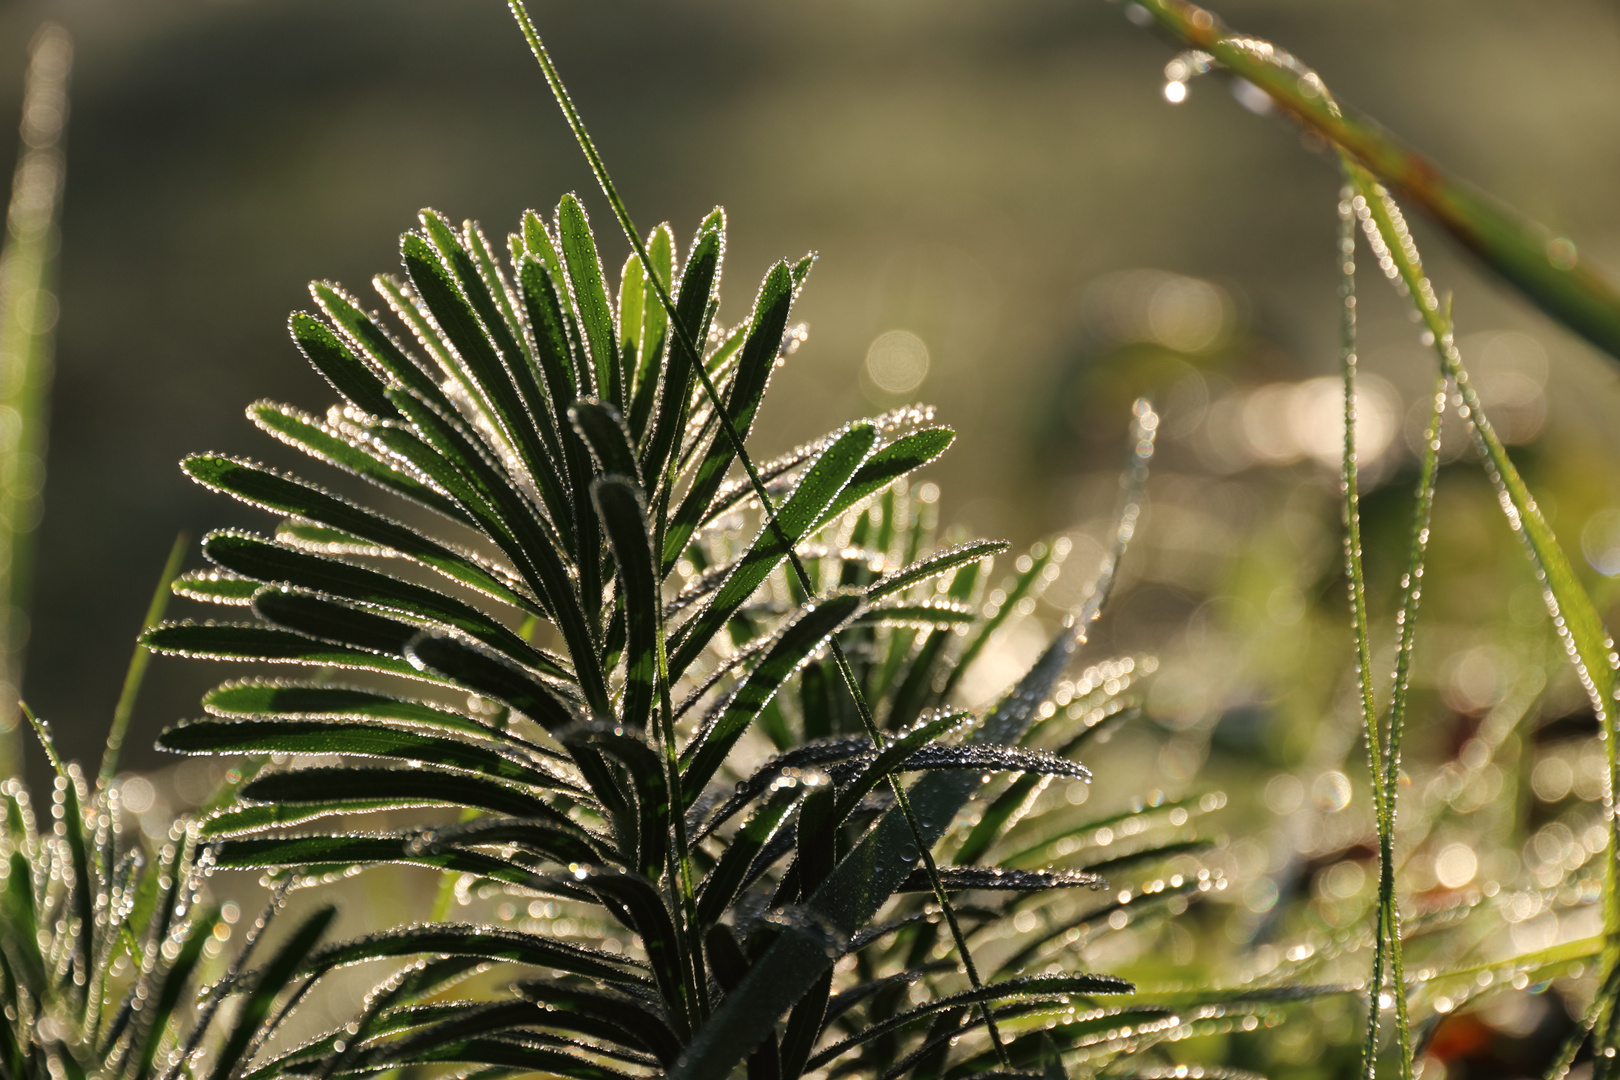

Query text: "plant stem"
[98, 533, 187, 792]
[1338, 181, 1413, 1080]
[0, 23, 69, 775]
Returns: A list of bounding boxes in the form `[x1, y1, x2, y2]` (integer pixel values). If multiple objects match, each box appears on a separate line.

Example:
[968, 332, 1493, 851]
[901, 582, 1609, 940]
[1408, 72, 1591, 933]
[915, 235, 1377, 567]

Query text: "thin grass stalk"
[0, 23, 69, 774]
[97, 533, 187, 791]
[1346, 163, 1620, 1064]
[1127, 0, 1620, 367]
[505, 1, 1012, 1061]
[1120, 4, 1620, 1055]
[1339, 182, 1413, 1080]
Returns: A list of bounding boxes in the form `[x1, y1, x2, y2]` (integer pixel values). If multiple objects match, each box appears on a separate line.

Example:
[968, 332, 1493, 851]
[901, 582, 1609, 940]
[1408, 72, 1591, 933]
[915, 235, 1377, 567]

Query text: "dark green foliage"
[146, 200, 1219, 1079]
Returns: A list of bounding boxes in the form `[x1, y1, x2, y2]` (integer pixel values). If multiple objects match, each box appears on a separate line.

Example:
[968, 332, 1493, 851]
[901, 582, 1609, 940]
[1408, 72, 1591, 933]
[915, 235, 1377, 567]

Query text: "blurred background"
[2, 1, 1620, 1070]
[0, 0, 1605, 770]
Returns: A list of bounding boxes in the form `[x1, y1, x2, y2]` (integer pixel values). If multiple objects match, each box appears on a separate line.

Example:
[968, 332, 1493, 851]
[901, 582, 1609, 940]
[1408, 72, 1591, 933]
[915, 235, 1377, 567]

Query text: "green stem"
[1338, 181, 1411, 1079]
[97, 532, 187, 792]
[0, 23, 69, 774]
[506, 1, 1010, 1062]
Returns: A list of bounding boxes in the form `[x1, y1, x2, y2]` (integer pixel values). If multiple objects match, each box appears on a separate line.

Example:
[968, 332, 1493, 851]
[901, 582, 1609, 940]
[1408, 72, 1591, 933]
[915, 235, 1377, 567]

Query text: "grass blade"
[0, 24, 69, 768]
[98, 533, 187, 789]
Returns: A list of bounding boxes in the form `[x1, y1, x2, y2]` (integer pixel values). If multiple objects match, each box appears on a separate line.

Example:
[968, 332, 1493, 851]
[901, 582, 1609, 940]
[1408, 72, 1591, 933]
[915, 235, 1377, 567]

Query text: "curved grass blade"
[99, 533, 188, 789]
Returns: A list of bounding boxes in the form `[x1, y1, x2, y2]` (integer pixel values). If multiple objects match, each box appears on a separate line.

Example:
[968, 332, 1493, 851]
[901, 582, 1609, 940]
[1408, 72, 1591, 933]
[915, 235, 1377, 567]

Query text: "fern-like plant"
[143, 195, 1228, 1080]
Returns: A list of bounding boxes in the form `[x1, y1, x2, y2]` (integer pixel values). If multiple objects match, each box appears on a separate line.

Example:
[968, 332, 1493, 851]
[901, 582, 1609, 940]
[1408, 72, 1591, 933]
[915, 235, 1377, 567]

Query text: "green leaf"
[158, 718, 565, 788]
[851, 600, 976, 628]
[810, 427, 955, 534]
[251, 585, 424, 656]
[203, 681, 524, 742]
[415, 815, 614, 868]
[143, 621, 447, 685]
[305, 925, 646, 985]
[207, 905, 335, 1080]
[519, 980, 682, 1066]
[693, 781, 804, 926]
[804, 975, 1131, 1073]
[570, 400, 641, 484]
[288, 311, 399, 420]
[823, 711, 969, 835]
[865, 540, 1008, 602]
[556, 722, 665, 878]
[425, 217, 580, 544]
[382, 386, 609, 715]
[211, 834, 576, 897]
[203, 530, 567, 678]
[404, 631, 581, 733]
[239, 767, 573, 820]
[680, 591, 866, 802]
[173, 569, 263, 606]
[641, 211, 723, 493]
[311, 281, 460, 420]
[249, 400, 471, 525]
[894, 867, 1104, 893]
[131, 906, 222, 1080]
[556, 195, 620, 407]
[181, 454, 540, 615]
[403, 219, 545, 480]
[662, 258, 793, 566]
[671, 622, 1089, 1080]
[363, 1033, 641, 1080]
[590, 478, 657, 730]
[626, 224, 674, 438]
[668, 425, 877, 679]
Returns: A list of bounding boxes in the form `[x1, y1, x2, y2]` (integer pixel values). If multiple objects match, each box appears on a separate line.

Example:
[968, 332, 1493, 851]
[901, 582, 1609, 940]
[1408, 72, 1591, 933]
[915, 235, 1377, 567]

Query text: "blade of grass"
[1127, 12, 1620, 1056]
[1338, 180, 1416, 1080]
[504, 2, 1011, 1063]
[1348, 165, 1620, 1063]
[0, 24, 69, 774]
[1129, 0, 1620, 366]
[98, 533, 187, 791]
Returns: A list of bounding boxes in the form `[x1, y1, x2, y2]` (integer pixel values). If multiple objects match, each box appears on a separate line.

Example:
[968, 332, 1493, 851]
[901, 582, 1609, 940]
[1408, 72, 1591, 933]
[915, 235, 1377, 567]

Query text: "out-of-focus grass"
[0, 23, 66, 774]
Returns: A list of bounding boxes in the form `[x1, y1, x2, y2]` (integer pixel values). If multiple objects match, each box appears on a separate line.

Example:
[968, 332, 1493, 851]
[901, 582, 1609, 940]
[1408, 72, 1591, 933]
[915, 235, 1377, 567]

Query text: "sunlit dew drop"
[1163, 80, 1188, 104]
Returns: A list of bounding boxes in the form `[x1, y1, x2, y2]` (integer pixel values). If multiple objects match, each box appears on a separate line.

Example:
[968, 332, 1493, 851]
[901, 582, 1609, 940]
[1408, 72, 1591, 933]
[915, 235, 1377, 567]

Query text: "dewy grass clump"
[129, 193, 1225, 1080]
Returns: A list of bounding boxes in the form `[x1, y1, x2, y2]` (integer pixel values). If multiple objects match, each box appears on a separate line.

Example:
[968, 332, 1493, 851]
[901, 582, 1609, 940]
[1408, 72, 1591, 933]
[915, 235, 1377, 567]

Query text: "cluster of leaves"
[0, 710, 335, 1080]
[121, 193, 1251, 1080]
